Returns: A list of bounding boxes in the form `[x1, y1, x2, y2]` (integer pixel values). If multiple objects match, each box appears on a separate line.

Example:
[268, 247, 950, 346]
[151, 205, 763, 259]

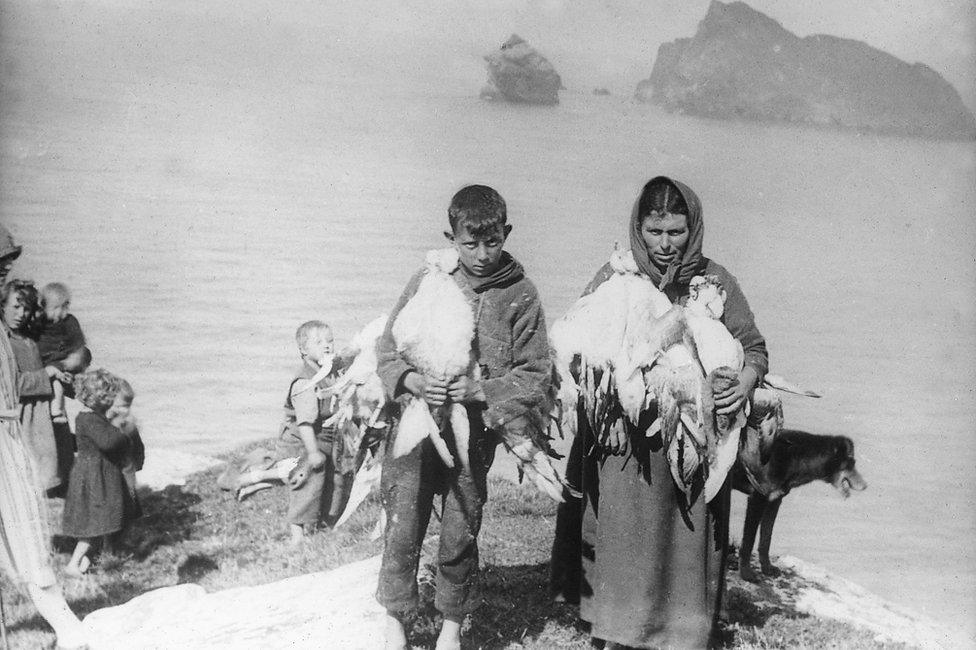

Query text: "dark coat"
[62, 411, 141, 538]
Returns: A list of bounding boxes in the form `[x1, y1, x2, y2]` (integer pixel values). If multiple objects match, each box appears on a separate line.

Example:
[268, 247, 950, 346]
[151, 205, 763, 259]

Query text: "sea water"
[2, 0, 974, 643]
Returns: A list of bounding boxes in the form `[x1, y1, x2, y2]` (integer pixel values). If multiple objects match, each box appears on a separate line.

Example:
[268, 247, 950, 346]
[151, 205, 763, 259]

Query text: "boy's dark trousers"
[376, 415, 496, 618]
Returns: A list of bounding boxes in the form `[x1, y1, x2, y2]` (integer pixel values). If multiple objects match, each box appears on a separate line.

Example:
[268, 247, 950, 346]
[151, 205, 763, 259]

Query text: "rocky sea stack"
[637, 0, 976, 140]
[481, 35, 562, 105]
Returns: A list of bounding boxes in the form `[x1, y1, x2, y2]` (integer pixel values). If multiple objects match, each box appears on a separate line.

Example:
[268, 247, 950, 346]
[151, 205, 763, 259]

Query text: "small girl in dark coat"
[62, 368, 142, 576]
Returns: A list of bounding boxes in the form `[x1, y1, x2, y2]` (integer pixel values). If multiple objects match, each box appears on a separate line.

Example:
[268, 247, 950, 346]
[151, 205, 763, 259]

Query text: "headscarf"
[628, 176, 707, 293]
[459, 251, 525, 294]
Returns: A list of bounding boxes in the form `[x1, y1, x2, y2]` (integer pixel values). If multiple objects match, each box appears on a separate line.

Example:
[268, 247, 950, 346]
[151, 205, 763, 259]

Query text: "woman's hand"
[403, 372, 448, 407]
[712, 366, 759, 415]
[447, 376, 485, 405]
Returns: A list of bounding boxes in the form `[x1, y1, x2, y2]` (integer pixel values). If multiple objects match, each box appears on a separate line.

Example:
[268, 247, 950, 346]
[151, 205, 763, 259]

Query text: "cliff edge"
[81, 550, 956, 649]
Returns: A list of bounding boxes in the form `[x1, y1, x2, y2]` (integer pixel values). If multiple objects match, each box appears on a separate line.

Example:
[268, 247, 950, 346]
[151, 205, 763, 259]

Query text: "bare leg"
[25, 583, 87, 648]
[435, 616, 462, 650]
[65, 539, 92, 576]
[51, 380, 66, 419]
[384, 610, 408, 650]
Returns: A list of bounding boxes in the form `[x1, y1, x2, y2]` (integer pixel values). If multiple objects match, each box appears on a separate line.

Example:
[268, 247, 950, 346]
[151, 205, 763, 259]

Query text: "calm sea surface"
[2, 1, 975, 643]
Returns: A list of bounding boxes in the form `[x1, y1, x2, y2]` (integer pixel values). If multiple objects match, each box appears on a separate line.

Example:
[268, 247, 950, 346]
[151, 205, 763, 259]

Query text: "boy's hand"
[306, 450, 327, 471]
[404, 372, 449, 407]
[447, 376, 485, 404]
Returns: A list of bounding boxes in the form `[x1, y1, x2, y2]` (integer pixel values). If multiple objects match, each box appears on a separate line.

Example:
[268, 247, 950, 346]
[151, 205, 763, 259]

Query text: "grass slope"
[1, 440, 910, 649]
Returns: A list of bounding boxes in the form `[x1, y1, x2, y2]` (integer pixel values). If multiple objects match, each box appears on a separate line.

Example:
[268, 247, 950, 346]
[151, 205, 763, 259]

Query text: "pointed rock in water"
[637, 0, 976, 140]
[481, 34, 562, 105]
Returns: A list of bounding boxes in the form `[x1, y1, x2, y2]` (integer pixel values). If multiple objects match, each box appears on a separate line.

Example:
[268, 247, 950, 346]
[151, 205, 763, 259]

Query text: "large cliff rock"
[481, 34, 562, 105]
[637, 1, 976, 140]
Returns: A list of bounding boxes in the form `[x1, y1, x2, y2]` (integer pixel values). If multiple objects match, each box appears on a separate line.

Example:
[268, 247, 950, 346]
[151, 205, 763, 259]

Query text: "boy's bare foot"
[384, 611, 408, 650]
[435, 617, 461, 650]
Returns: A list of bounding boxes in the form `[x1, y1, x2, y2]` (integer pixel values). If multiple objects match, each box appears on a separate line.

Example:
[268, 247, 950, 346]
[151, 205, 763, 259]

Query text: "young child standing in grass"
[37, 282, 90, 423]
[62, 369, 142, 575]
[277, 320, 350, 545]
[374, 185, 552, 650]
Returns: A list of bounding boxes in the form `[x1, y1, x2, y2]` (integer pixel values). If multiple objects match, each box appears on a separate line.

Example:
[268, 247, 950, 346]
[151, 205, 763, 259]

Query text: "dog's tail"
[762, 373, 821, 398]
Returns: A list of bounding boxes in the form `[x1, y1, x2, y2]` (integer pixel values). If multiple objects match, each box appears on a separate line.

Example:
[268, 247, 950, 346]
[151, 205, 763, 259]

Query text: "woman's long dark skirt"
[573, 427, 731, 650]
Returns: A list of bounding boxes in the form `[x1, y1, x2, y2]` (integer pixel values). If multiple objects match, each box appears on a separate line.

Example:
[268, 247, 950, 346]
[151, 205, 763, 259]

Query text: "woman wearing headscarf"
[550, 177, 768, 649]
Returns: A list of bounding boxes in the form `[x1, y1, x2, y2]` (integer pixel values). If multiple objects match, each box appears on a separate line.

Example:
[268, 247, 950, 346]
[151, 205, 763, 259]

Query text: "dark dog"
[731, 428, 867, 582]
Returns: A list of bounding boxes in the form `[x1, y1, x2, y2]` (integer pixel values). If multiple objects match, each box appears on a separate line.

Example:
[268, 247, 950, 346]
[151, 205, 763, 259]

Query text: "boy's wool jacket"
[376, 258, 552, 434]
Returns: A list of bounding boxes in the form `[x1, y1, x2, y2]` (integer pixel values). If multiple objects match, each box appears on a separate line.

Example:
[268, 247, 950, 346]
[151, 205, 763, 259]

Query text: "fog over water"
[2, 0, 974, 644]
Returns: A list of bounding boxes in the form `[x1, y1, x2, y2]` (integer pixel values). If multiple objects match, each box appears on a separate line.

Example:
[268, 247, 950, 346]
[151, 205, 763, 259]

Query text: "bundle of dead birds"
[550, 247, 751, 504]
[313, 248, 570, 529]
[391, 248, 568, 501]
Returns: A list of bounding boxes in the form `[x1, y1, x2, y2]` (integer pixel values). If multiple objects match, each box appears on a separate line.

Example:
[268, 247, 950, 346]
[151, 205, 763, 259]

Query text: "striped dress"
[0, 328, 57, 587]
